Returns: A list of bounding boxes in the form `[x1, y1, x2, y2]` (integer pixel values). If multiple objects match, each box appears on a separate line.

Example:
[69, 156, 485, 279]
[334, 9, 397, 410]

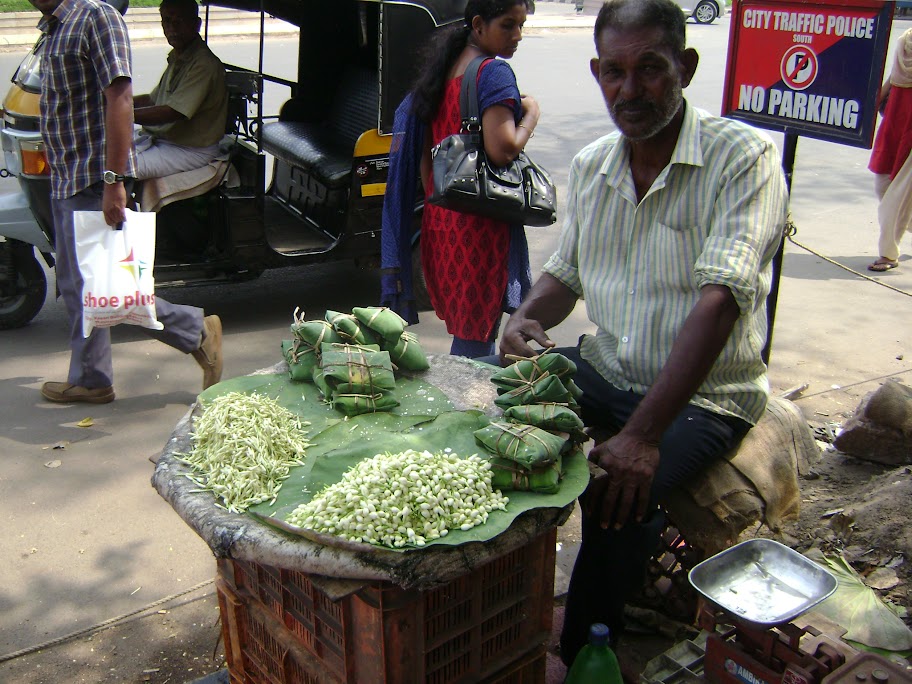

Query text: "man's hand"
[102, 183, 127, 226]
[500, 313, 556, 361]
[585, 431, 660, 529]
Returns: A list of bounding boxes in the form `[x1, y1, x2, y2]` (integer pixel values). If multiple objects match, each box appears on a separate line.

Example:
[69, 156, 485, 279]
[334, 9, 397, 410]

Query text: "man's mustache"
[612, 99, 656, 115]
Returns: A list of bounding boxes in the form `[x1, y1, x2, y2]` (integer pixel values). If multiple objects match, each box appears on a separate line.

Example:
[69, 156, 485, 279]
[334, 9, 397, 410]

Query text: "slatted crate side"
[218, 577, 343, 684]
[283, 568, 348, 679]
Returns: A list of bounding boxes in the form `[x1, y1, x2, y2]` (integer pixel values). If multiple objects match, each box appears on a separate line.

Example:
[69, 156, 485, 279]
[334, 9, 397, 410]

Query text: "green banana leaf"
[198, 372, 454, 439]
[250, 409, 588, 551]
[198, 374, 589, 551]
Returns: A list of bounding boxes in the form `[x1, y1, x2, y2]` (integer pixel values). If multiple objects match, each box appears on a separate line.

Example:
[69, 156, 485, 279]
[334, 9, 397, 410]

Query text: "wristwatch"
[103, 170, 126, 184]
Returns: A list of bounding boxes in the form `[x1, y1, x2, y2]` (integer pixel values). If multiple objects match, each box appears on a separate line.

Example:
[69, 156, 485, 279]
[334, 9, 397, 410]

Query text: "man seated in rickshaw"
[133, 0, 228, 180]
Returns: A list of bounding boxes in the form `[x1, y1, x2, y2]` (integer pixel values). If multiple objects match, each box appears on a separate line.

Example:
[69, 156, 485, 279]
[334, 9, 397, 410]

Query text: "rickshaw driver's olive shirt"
[142, 35, 228, 148]
[37, 0, 137, 199]
[543, 103, 788, 426]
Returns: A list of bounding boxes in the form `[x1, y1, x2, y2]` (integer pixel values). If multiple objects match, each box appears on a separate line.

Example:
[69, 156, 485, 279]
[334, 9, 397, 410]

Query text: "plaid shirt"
[37, 0, 136, 199]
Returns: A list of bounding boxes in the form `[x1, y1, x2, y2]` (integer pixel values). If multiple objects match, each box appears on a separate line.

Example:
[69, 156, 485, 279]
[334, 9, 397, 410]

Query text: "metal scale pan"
[689, 538, 838, 628]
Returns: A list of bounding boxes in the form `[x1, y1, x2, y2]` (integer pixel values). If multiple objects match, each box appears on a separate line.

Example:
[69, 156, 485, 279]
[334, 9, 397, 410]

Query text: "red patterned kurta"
[422, 74, 511, 342]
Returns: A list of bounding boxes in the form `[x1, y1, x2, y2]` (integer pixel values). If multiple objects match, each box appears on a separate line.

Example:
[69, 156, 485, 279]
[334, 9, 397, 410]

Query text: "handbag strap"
[458, 56, 488, 147]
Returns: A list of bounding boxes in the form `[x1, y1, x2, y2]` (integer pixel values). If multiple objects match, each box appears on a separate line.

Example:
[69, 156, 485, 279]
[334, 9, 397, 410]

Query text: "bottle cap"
[589, 623, 611, 647]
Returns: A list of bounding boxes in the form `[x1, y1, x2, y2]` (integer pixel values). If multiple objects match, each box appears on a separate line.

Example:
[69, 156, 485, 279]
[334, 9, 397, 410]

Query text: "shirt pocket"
[646, 218, 702, 292]
[42, 53, 89, 94]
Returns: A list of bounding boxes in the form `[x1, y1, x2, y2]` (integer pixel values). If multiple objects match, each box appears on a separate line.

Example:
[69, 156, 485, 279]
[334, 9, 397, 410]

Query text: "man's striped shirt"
[543, 103, 788, 425]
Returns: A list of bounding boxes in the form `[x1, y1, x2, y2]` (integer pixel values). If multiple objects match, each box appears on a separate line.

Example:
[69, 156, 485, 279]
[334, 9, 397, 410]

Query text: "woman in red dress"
[868, 28, 912, 272]
[395, 0, 539, 357]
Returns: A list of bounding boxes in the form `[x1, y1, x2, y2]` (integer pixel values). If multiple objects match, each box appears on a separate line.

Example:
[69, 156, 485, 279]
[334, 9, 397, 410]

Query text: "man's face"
[29, 0, 63, 16]
[590, 25, 693, 142]
[160, 5, 199, 51]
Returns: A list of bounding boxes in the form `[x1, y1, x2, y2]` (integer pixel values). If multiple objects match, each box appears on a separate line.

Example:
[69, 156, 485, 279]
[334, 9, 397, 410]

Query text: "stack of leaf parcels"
[476, 351, 586, 494]
[474, 421, 566, 494]
[316, 342, 398, 416]
[281, 306, 431, 415]
[491, 351, 583, 410]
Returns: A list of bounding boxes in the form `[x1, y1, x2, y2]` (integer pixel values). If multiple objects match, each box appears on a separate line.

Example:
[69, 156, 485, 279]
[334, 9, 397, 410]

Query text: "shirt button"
[628, 289, 635, 295]
[622, 336, 629, 343]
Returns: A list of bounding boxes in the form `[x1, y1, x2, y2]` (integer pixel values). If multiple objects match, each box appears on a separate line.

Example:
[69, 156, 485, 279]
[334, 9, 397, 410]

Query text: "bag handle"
[458, 56, 488, 146]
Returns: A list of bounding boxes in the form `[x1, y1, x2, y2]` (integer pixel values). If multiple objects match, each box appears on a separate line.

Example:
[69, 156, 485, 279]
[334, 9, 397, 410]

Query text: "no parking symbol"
[780, 45, 819, 91]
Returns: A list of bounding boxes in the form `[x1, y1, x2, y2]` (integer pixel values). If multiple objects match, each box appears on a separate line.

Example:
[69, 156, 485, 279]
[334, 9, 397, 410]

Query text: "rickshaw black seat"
[260, 122, 353, 186]
[260, 67, 378, 189]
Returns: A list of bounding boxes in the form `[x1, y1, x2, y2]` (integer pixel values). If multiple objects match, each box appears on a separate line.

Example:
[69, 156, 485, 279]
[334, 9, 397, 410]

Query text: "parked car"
[672, 0, 725, 24]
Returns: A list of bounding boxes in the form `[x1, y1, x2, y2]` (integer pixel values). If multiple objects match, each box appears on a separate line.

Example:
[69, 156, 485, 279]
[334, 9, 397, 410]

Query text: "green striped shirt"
[543, 103, 788, 424]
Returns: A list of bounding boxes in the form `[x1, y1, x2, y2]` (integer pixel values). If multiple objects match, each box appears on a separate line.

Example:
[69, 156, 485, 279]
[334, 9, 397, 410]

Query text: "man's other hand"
[102, 183, 127, 226]
[585, 432, 660, 530]
[500, 314, 556, 362]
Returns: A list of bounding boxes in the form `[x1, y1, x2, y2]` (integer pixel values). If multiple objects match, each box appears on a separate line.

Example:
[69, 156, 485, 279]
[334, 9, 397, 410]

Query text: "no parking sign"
[722, 0, 893, 148]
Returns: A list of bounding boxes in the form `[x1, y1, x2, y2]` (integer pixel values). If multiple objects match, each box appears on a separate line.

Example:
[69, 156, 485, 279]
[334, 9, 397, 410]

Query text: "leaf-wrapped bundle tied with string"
[474, 421, 568, 494]
[283, 309, 343, 381]
[490, 351, 578, 394]
[315, 342, 399, 416]
[387, 330, 430, 371]
[285, 449, 509, 548]
[326, 309, 379, 346]
[503, 403, 585, 434]
[352, 306, 408, 343]
[494, 373, 579, 410]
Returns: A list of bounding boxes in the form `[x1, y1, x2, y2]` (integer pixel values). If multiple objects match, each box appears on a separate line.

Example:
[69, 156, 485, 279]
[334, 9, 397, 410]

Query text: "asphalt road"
[1, 14, 911, 684]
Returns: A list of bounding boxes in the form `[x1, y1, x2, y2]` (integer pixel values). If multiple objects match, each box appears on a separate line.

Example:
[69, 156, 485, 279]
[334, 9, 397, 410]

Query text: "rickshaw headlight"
[19, 139, 49, 176]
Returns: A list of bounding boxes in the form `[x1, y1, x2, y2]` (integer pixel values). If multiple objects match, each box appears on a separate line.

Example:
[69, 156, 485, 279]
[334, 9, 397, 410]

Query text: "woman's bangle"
[518, 123, 534, 138]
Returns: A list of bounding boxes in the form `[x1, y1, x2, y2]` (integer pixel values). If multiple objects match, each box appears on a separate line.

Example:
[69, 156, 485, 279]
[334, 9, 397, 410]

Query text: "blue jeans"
[477, 345, 751, 662]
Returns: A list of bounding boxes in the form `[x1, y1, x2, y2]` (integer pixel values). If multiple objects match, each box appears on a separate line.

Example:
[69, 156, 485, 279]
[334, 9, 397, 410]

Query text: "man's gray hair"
[594, 0, 687, 54]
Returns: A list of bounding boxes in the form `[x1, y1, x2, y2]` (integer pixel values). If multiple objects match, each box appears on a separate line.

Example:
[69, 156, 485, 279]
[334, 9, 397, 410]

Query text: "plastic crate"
[217, 528, 556, 683]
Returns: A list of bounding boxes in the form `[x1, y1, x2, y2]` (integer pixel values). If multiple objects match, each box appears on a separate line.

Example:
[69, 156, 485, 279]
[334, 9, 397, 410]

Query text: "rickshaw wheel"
[0, 241, 47, 330]
[411, 242, 432, 312]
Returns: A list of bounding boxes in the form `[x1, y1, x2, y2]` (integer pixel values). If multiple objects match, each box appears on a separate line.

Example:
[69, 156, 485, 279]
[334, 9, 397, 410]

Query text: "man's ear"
[590, 57, 600, 81]
[680, 48, 699, 87]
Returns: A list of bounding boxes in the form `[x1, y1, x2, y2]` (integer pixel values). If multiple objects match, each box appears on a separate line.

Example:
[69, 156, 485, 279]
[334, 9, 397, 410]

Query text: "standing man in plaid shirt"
[29, 0, 224, 404]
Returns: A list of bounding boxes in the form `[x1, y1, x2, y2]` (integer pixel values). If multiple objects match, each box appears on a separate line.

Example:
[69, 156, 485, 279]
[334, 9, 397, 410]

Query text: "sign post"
[721, 0, 894, 363]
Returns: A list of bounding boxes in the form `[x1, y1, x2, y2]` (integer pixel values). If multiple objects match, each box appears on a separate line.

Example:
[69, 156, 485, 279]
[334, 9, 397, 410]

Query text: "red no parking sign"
[723, 0, 893, 148]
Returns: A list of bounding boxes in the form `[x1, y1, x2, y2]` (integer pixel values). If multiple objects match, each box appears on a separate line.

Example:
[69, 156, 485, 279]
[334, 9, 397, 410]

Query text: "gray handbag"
[428, 57, 557, 227]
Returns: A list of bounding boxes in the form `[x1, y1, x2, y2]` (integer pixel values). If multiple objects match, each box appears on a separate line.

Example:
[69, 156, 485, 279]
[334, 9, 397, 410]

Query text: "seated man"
[496, 0, 788, 666]
[133, 0, 228, 180]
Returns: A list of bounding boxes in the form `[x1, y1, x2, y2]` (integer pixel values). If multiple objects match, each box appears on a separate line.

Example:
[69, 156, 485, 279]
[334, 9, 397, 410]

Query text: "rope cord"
[0, 578, 215, 665]
[784, 220, 912, 298]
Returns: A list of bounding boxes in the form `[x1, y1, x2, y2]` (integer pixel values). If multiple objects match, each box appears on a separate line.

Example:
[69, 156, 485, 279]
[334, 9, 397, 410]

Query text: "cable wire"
[784, 219, 912, 298]
[0, 579, 215, 665]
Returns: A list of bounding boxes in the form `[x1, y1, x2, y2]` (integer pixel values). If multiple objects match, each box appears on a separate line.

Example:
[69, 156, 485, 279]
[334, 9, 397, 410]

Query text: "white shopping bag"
[74, 209, 164, 337]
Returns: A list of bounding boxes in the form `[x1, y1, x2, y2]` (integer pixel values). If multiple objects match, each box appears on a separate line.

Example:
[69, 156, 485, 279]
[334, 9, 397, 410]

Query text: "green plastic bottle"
[564, 623, 623, 684]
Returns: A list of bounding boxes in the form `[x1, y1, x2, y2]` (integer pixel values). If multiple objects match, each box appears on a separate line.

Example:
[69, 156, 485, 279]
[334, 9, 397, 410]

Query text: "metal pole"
[762, 130, 798, 365]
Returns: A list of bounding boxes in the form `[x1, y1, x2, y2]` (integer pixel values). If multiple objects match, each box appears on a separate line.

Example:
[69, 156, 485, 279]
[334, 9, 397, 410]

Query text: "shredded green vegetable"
[286, 449, 509, 548]
[177, 391, 311, 513]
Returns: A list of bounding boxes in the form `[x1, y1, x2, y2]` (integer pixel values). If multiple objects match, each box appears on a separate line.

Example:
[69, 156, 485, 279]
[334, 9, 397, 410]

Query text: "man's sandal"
[868, 258, 899, 272]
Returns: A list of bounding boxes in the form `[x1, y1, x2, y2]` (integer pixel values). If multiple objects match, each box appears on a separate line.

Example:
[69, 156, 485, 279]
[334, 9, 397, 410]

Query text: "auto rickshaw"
[0, 0, 454, 329]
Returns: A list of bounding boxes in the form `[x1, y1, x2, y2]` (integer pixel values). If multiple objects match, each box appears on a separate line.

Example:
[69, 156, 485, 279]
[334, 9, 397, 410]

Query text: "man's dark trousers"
[482, 346, 751, 665]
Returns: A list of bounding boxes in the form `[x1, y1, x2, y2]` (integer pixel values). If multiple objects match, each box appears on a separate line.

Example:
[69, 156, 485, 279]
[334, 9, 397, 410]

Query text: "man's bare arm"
[102, 76, 133, 226]
[587, 283, 741, 529]
[499, 273, 579, 361]
[133, 104, 185, 127]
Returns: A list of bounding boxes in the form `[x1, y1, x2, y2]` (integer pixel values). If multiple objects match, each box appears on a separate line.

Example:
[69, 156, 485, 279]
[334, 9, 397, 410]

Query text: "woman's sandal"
[868, 258, 899, 272]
